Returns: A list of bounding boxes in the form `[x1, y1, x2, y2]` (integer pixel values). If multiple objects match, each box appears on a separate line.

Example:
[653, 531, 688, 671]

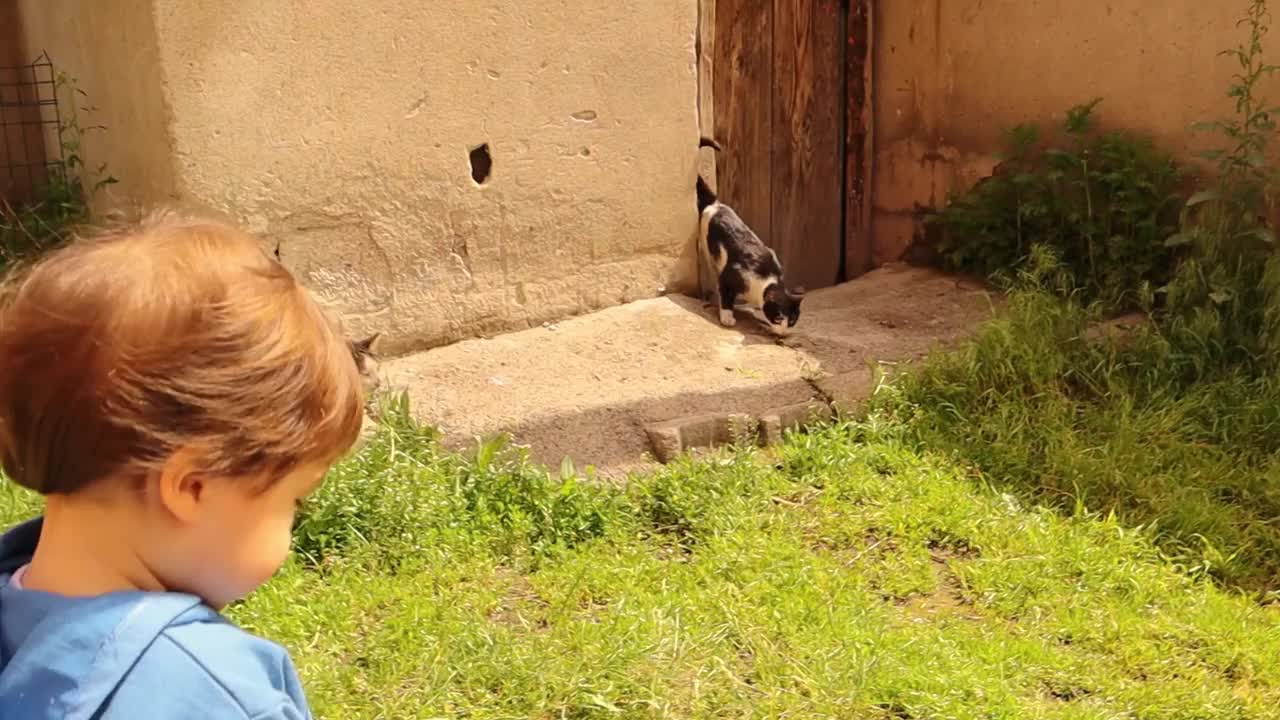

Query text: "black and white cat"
[697, 137, 804, 335]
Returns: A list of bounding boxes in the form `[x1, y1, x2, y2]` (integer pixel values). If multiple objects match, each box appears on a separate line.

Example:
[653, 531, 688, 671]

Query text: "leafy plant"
[0, 69, 117, 270]
[1160, 0, 1280, 372]
[928, 100, 1186, 308]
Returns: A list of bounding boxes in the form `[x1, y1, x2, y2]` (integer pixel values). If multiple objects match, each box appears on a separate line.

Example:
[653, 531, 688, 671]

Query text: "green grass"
[224, 405, 1278, 719]
[885, 287, 1280, 597]
[4, 315, 1280, 718]
[0, 480, 41, 530]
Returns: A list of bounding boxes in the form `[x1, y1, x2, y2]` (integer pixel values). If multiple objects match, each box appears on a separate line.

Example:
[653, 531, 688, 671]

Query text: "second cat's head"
[348, 333, 383, 396]
[763, 285, 805, 335]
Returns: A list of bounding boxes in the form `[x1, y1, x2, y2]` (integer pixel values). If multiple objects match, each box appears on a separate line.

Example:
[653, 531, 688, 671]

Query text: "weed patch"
[1161, 0, 1280, 372]
[293, 395, 620, 569]
[876, 281, 1280, 595]
[902, 0, 1280, 597]
[215, 409, 1280, 718]
[927, 99, 1185, 307]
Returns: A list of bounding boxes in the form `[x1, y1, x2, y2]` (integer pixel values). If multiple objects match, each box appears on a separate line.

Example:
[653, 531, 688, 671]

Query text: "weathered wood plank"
[713, 0, 773, 246]
[772, 0, 843, 290]
[697, 0, 717, 189]
[844, 0, 875, 279]
[696, 0, 718, 300]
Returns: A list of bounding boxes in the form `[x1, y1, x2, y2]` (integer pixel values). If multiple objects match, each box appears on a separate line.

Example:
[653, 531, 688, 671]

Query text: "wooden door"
[713, 0, 873, 290]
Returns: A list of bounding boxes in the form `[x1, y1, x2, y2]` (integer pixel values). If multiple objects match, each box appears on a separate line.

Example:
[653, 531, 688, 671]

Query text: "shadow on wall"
[421, 295, 813, 475]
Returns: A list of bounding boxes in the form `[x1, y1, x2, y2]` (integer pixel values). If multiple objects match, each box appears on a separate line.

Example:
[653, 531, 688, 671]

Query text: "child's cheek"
[251, 511, 296, 580]
[206, 513, 296, 606]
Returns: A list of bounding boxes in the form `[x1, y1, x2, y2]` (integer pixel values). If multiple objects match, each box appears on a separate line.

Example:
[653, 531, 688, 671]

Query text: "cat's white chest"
[741, 273, 772, 306]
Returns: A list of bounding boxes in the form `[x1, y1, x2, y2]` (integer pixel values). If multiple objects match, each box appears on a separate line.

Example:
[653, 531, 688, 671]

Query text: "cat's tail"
[696, 136, 722, 213]
[696, 175, 718, 214]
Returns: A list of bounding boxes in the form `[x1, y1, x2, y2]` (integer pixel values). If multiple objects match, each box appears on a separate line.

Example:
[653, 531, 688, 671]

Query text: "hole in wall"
[469, 143, 492, 185]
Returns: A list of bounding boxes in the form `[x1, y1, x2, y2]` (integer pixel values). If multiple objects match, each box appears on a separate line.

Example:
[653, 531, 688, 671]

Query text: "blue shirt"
[0, 517, 312, 719]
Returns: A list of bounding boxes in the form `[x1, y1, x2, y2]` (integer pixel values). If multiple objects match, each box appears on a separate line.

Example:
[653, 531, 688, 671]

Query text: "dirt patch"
[897, 551, 981, 622]
[486, 569, 549, 631]
[782, 264, 994, 412]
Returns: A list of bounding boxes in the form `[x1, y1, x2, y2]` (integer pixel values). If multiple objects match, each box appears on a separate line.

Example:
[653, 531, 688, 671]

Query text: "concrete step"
[380, 263, 994, 477]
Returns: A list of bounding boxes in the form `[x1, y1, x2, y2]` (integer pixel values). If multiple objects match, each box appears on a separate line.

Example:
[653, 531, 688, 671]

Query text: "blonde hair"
[0, 210, 364, 494]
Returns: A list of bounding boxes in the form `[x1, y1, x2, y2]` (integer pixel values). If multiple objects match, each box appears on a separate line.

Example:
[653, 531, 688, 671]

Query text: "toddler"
[0, 212, 365, 718]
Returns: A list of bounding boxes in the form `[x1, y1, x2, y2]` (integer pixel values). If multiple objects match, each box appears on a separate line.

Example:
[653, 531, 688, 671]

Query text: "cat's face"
[763, 285, 805, 335]
[349, 333, 382, 396]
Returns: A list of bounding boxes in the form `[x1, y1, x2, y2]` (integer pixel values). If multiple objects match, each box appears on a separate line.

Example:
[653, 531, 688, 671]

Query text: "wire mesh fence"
[0, 52, 63, 208]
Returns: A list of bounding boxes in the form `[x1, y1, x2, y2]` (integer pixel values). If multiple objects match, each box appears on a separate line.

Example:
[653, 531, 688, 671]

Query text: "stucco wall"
[160, 0, 701, 353]
[872, 0, 1280, 264]
[19, 0, 700, 353]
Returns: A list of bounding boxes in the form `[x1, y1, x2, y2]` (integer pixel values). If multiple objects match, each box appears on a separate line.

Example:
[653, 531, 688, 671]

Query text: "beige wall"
[20, 0, 700, 353]
[17, 0, 179, 211]
[872, 0, 1280, 264]
[21, 0, 1277, 343]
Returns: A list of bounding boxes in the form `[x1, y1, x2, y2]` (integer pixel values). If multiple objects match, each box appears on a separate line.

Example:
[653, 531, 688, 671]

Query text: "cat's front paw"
[718, 309, 737, 327]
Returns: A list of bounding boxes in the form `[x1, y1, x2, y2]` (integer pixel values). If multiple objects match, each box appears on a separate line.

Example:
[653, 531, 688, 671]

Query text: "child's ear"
[154, 447, 208, 524]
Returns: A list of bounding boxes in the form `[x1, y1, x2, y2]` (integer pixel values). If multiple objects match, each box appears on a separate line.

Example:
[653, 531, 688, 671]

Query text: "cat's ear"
[792, 286, 807, 297]
[351, 332, 382, 355]
[764, 284, 783, 303]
